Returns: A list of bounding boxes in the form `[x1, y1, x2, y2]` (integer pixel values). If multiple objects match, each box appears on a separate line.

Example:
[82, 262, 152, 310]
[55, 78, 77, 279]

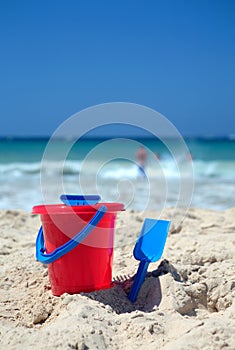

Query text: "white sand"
[0, 208, 235, 349]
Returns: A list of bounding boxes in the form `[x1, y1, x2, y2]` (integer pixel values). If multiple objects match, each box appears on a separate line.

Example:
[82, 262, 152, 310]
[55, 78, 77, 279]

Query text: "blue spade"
[128, 218, 170, 303]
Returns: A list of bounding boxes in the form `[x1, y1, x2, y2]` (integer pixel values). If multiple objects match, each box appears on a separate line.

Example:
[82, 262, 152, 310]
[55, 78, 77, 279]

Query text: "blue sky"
[0, 0, 235, 137]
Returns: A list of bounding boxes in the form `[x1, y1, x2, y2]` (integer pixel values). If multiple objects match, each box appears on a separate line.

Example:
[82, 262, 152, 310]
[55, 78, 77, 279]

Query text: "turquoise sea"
[0, 137, 235, 211]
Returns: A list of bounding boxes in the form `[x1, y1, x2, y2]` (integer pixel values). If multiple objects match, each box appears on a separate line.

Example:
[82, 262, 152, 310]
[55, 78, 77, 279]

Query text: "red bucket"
[33, 202, 124, 296]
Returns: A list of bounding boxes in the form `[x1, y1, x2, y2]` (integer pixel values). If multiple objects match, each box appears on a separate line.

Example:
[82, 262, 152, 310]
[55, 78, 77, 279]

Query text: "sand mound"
[0, 208, 234, 349]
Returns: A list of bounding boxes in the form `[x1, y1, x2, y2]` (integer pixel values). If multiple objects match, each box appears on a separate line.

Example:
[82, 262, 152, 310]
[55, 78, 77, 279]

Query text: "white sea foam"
[1, 158, 235, 211]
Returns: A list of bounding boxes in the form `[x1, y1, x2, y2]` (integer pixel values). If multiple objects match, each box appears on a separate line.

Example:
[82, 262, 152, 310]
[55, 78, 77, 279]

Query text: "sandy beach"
[0, 207, 235, 349]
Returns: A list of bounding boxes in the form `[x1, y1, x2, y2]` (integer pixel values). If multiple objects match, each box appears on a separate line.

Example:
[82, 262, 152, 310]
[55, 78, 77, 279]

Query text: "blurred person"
[136, 146, 147, 177]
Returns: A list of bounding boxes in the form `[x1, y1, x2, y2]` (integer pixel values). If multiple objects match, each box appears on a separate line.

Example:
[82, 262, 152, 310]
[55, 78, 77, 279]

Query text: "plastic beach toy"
[33, 195, 124, 296]
[128, 219, 170, 303]
[60, 194, 101, 206]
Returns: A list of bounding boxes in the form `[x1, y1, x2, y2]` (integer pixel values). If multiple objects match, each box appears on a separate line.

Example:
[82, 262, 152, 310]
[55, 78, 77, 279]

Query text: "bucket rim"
[32, 203, 125, 215]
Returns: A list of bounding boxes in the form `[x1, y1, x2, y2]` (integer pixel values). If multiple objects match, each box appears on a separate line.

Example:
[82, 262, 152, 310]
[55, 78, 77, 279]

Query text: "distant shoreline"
[1, 135, 235, 141]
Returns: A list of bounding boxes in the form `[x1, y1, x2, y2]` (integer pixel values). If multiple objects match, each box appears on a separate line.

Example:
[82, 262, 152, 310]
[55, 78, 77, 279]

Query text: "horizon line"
[0, 135, 235, 141]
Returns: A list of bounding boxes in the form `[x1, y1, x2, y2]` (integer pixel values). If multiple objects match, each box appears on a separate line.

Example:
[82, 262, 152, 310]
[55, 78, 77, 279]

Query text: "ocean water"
[0, 137, 235, 212]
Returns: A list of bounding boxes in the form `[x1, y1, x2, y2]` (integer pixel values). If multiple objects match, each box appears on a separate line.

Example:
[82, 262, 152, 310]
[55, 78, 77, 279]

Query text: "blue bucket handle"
[35, 205, 107, 264]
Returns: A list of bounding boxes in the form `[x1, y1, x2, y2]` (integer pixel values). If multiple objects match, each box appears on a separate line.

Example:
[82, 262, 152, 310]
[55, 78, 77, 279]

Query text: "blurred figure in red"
[136, 146, 147, 177]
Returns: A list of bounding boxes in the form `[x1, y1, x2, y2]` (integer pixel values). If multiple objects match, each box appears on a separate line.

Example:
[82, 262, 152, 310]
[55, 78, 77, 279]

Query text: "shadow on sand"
[83, 275, 163, 314]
